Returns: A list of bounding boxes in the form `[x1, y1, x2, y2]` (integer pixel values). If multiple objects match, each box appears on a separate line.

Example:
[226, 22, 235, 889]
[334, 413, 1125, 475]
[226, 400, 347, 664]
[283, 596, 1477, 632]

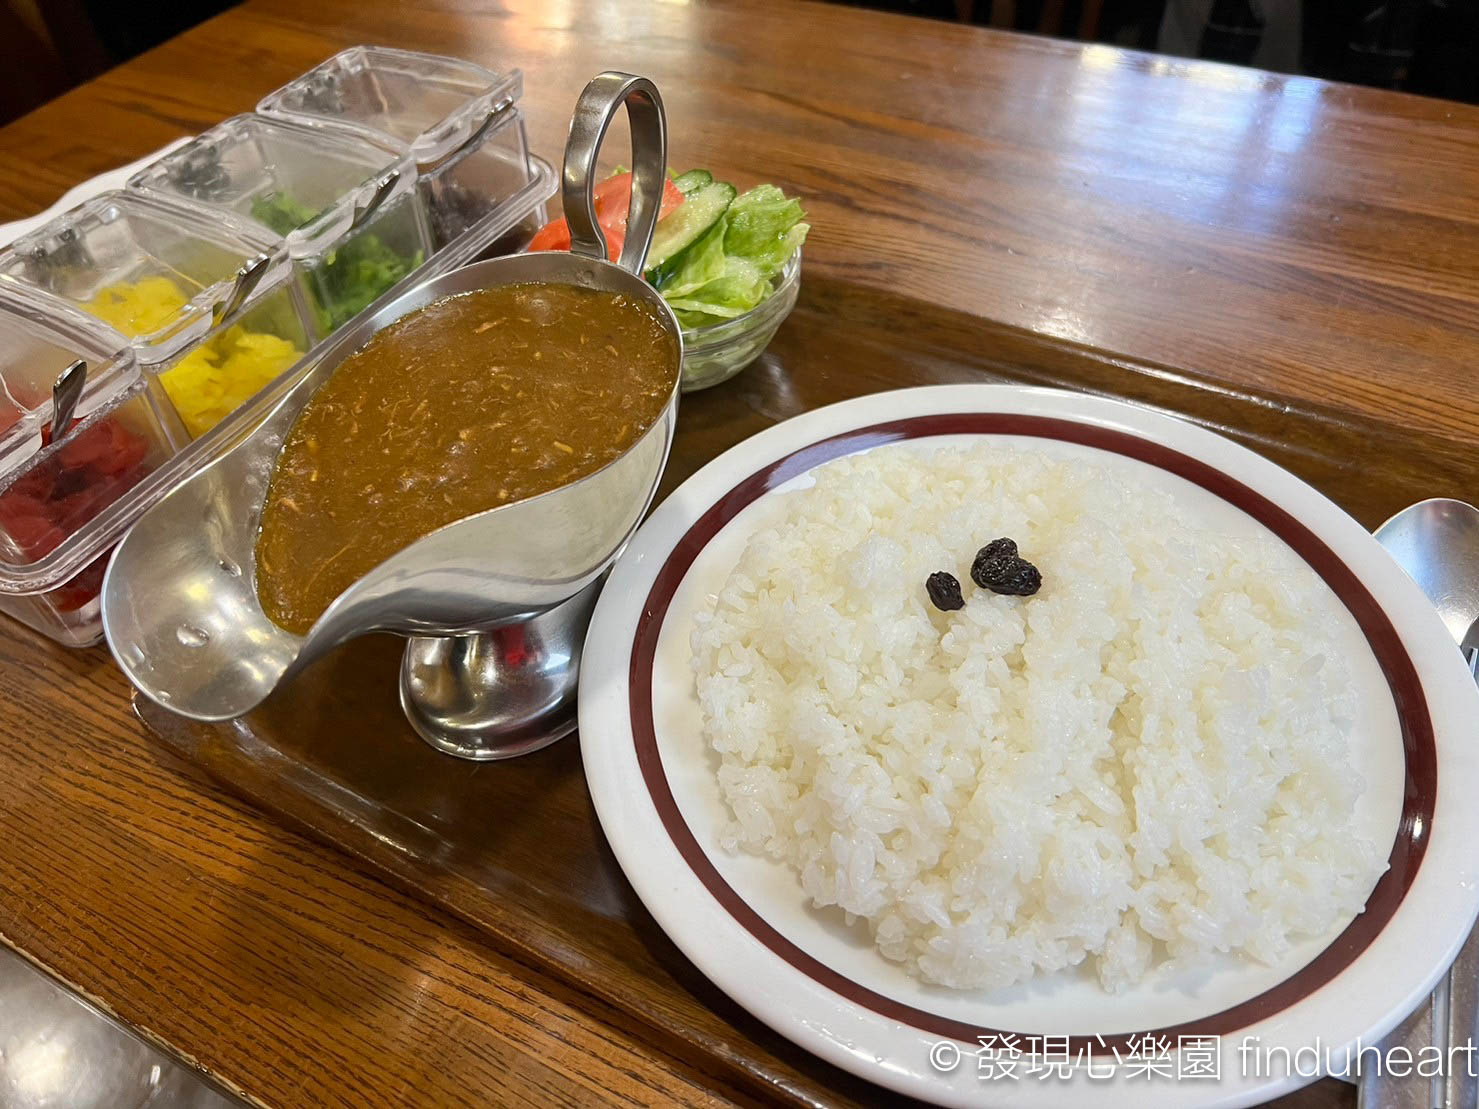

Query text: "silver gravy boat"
[101, 72, 680, 760]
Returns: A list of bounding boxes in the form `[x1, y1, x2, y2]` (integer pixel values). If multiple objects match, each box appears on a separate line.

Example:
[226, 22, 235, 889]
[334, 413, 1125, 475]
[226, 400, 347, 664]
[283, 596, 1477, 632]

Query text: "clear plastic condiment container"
[0, 285, 187, 646]
[256, 46, 539, 250]
[0, 190, 314, 440]
[127, 114, 434, 340]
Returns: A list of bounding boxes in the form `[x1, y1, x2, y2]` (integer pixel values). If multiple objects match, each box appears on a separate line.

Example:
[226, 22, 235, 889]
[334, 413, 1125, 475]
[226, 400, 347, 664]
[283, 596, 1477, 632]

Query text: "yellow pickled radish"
[84, 276, 190, 336]
[84, 278, 304, 438]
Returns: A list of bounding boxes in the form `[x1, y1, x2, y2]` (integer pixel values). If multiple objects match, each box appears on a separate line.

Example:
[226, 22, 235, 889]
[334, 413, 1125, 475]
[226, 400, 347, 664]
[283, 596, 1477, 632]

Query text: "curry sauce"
[255, 282, 677, 635]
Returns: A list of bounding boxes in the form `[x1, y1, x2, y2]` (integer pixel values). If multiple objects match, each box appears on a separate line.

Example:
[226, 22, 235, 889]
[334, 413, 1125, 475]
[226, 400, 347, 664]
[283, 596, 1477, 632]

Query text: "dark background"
[2, 0, 1477, 127]
[859, 0, 1478, 101]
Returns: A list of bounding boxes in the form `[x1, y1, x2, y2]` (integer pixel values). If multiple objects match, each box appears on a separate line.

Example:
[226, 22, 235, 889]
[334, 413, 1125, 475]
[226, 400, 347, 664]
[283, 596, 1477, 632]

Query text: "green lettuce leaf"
[664, 256, 769, 325]
[658, 219, 729, 298]
[649, 175, 809, 328]
[723, 185, 808, 276]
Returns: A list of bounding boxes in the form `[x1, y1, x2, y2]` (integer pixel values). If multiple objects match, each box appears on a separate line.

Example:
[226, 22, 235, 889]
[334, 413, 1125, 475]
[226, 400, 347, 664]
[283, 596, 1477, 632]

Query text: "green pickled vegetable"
[250, 191, 319, 237]
[250, 191, 423, 334]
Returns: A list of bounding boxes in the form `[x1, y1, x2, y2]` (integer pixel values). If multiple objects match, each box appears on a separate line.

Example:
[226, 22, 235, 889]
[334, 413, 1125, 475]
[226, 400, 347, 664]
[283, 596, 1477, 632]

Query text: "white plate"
[579, 384, 1479, 1107]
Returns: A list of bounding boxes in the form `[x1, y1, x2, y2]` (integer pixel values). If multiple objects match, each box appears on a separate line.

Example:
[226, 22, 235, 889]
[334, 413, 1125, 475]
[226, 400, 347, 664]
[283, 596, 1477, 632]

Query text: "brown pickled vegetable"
[255, 282, 678, 634]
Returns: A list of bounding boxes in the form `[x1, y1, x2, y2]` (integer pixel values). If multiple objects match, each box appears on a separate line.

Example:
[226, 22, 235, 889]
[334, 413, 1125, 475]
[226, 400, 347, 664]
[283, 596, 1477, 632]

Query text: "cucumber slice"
[645, 181, 737, 283]
[673, 169, 713, 196]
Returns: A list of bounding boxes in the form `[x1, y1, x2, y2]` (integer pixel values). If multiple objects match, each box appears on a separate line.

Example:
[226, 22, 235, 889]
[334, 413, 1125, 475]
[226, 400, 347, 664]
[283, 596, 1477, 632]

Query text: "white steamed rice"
[691, 443, 1387, 992]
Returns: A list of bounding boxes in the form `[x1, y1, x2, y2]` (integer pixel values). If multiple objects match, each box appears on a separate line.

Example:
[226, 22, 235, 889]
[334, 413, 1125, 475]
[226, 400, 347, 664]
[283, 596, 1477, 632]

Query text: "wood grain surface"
[1, 0, 1475, 1106]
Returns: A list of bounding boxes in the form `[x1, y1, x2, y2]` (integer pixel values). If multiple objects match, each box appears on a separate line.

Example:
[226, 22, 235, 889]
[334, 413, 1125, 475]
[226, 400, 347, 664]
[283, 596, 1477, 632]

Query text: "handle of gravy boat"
[562, 72, 668, 276]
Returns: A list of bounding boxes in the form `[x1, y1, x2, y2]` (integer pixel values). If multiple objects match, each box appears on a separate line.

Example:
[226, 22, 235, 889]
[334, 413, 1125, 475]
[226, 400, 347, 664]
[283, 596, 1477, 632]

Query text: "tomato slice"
[527, 173, 684, 262]
[527, 219, 571, 253]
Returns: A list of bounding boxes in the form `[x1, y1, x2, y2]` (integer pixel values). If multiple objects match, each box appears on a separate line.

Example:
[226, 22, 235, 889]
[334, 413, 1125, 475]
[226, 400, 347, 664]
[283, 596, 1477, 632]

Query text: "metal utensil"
[49, 358, 86, 444]
[1374, 498, 1479, 646]
[101, 71, 681, 760]
[1362, 498, 1479, 1108]
[213, 253, 274, 326]
[349, 168, 401, 233]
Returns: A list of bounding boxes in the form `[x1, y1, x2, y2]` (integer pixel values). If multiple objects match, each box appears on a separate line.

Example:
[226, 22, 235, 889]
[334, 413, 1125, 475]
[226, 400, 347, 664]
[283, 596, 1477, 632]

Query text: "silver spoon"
[49, 358, 86, 444]
[1361, 499, 1479, 1109]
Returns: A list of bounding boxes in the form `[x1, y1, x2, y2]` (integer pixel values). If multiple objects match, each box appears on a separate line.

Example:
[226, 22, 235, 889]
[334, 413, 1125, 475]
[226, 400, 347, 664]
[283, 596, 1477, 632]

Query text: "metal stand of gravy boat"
[101, 72, 680, 759]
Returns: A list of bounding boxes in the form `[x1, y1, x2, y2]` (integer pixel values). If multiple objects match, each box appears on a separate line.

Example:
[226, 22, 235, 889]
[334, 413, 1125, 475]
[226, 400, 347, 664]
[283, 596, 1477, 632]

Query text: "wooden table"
[2, 1, 1476, 1105]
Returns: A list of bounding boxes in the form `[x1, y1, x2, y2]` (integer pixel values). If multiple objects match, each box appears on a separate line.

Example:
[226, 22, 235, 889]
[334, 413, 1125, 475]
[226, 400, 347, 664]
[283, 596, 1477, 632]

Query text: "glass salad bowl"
[679, 250, 799, 392]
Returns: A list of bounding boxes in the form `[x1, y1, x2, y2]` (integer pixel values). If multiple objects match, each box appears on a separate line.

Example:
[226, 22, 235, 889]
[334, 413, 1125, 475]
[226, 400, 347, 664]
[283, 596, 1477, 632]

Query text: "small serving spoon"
[1362, 499, 1479, 1109]
[48, 358, 86, 445]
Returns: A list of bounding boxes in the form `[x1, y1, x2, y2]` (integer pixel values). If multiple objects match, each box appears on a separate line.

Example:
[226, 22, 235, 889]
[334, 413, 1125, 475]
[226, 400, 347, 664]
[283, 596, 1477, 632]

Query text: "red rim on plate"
[628, 413, 1434, 1053]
